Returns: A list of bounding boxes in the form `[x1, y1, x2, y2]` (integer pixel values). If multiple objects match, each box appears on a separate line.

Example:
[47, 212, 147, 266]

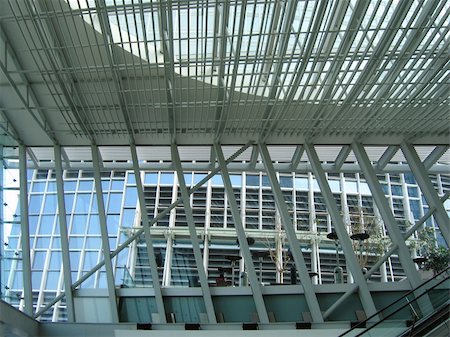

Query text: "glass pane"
[87, 217, 101, 234]
[43, 194, 57, 213]
[144, 173, 157, 184]
[71, 215, 88, 234]
[108, 193, 123, 213]
[123, 188, 137, 208]
[160, 173, 174, 185]
[75, 193, 91, 214]
[29, 195, 43, 214]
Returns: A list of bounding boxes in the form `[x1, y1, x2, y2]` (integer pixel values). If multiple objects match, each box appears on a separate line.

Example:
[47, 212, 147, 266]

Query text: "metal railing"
[340, 265, 450, 337]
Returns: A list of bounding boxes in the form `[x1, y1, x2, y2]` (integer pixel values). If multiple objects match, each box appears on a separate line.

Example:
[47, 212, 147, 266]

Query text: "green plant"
[423, 246, 450, 274]
[417, 227, 450, 274]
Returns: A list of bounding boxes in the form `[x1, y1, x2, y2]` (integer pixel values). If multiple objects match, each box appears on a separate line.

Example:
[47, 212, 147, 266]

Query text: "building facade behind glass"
[1, 167, 449, 322]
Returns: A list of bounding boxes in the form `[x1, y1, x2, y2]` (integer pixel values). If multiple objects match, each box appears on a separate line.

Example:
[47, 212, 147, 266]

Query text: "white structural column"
[259, 143, 323, 323]
[304, 143, 378, 319]
[91, 145, 119, 323]
[35, 143, 252, 319]
[18, 144, 33, 316]
[53, 145, 75, 322]
[214, 143, 270, 324]
[401, 142, 450, 246]
[130, 144, 167, 323]
[352, 143, 427, 296]
[324, 192, 450, 319]
[171, 144, 217, 323]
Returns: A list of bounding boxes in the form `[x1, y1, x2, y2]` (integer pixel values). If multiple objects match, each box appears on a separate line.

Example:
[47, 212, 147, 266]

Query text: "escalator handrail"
[353, 274, 450, 337]
[339, 265, 450, 336]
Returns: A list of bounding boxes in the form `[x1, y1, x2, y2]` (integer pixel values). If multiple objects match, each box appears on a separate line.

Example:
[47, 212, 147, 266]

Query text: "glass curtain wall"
[2, 166, 449, 321]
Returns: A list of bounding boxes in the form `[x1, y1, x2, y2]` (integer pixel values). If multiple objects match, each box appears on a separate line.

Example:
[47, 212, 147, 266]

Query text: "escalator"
[340, 266, 450, 337]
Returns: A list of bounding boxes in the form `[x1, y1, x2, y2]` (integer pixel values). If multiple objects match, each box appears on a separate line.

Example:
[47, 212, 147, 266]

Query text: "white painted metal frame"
[214, 142, 270, 324]
[53, 145, 75, 322]
[401, 142, 450, 246]
[323, 191, 450, 319]
[304, 143, 378, 320]
[130, 143, 167, 323]
[91, 144, 119, 322]
[352, 142, 422, 287]
[33, 143, 252, 319]
[18, 145, 33, 316]
[259, 143, 323, 323]
[171, 143, 217, 323]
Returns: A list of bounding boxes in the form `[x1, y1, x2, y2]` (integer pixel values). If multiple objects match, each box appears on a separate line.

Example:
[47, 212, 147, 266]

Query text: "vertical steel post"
[214, 143, 269, 324]
[130, 144, 167, 323]
[53, 145, 75, 322]
[401, 142, 450, 246]
[305, 143, 378, 319]
[171, 143, 217, 323]
[0, 145, 3, 300]
[91, 145, 119, 322]
[259, 143, 323, 322]
[19, 144, 33, 316]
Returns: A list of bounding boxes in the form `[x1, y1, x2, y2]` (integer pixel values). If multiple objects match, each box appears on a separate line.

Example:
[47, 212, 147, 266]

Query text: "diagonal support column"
[54, 145, 75, 322]
[171, 144, 217, 323]
[334, 145, 351, 171]
[34, 143, 253, 320]
[214, 143, 269, 324]
[376, 146, 399, 171]
[19, 144, 33, 316]
[130, 144, 166, 323]
[423, 145, 448, 170]
[259, 143, 323, 323]
[304, 143, 378, 320]
[401, 142, 450, 246]
[352, 142, 426, 289]
[91, 144, 119, 323]
[324, 192, 450, 319]
[290, 145, 304, 171]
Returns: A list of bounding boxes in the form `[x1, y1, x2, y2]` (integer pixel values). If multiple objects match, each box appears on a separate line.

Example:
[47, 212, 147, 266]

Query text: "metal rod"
[19, 144, 33, 316]
[53, 145, 75, 322]
[130, 143, 167, 323]
[259, 142, 323, 323]
[91, 144, 119, 322]
[214, 142, 269, 324]
[305, 143, 378, 320]
[171, 143, 217, 323]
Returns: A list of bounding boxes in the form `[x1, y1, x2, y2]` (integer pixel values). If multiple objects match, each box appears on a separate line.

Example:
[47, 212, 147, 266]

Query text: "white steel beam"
[94, 0, 136, 142]
[334, 145, 352, 170]
[91, 144, 119, 323]
[0, 24, 57, 144]
[157, 0, 176, 141]
[171, 143, 217, 323]
[401, 142, 450, 246]
[376, 146, 400, 171]
[324, 191, 450, 319]
[18, 144, 33, 316]
[290, 145, 304, 171]
[214, 143, 269, 324]
[352, 143, 423, 288]
[304, 143, 378, 320]
[53, 145, 75, 322]
[248, 145, 259, 170]
[259, 143, 323, 323]
[130, 143, 166, 323]
[423, 145, 448, 170]
[34, 142, 252, 319]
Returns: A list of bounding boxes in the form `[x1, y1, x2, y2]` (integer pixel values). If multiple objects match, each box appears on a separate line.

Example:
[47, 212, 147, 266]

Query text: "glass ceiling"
[68, 0, 450, 102]
[0, 0, 448, 145]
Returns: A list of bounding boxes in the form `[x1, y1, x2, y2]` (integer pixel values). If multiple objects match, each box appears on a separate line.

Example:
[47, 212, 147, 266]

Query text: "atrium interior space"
[0, 0, 449, 336]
